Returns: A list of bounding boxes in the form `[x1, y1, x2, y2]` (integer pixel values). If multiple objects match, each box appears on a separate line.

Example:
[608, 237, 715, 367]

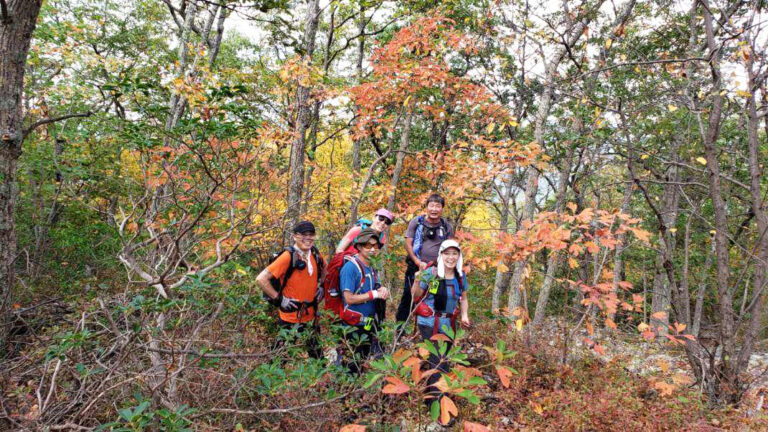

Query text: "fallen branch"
[208, 392, 352, 416]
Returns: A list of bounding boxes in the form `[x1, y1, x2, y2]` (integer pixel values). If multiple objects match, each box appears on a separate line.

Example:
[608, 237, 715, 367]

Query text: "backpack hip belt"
[431, 309, 459, 337]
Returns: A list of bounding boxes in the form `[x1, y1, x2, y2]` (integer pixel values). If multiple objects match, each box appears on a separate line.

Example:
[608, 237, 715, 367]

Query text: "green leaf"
[430, 400, 440, 421]
[363, 373, 384, 389]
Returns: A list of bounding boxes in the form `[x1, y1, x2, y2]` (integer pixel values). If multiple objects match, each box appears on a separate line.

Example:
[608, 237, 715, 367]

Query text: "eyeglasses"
[377, 215, 393, 226]
[295, 233, 316, 239]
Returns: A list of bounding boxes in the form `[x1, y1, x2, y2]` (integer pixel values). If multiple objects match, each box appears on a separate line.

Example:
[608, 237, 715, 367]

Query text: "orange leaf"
[404, 356, 422, 383]
[496, 365, 513, 388]
[392, 348, 411, 364]
[340, 425, 367, 432]
[651, 311, 667, 320]
[381, 376, 410, 394]
[430, 333, 451, 342]
[440, 396, 458, 425]
[464, 421, 491, 432]
[605, 318, 617, 329]
[592, 343, 605, 356]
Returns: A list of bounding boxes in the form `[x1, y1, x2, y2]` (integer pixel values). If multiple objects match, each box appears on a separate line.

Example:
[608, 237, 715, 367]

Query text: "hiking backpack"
[265, 245, 325, 303]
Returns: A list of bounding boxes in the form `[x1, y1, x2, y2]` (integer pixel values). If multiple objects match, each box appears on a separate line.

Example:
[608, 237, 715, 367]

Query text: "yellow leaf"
[667, 104, 678, 112]
[736, 90, 751, 98]
[486, 122, 496, 134]
[669, 228, 677, 233]
[696, 157, 707, 165]
[508, 119, 519, 127]
[637, 322, 650, 332]
[605, 38, 613, 49]
[515, 319, 524, 331]
[497, 262, 509, 273]
[403, 95, 412, 106]
[640, 154, 649, 160]
[568, 257, 579, 269]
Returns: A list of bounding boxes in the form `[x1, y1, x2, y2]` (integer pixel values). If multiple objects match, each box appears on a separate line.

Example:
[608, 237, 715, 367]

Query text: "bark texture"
[0, 0, 45, 352]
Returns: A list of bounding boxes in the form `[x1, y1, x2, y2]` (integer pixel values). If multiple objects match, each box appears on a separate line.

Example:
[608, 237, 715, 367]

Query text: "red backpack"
[322, 244, 357, 316]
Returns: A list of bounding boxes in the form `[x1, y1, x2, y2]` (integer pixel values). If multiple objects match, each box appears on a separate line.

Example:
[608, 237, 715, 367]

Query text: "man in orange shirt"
[256, 221, 325, 358]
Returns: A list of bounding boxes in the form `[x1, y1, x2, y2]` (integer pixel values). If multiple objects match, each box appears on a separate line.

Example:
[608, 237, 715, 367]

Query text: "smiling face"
[371, 215, 392, 232]
[292, 232, 315, 253]
[426, 201, 444, 222]
[357, 238, 380, 261]
[441, 247, 460, 270]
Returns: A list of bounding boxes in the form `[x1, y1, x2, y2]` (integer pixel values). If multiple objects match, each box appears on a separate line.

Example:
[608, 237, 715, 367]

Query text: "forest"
[1, 0, 767, 430]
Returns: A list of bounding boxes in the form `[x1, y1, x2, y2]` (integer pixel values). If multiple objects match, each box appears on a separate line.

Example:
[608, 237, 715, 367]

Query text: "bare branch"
[22, 111, 92, 139]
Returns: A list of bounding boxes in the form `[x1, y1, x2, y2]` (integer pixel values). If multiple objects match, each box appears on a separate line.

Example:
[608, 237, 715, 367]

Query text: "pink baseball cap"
[374, 208, 394, 223]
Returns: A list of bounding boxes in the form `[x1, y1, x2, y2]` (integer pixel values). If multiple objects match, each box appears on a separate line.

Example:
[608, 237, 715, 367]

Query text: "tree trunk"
[348, 6, 366, 224]
[491, 171, 516, 313]
[506, 6, 602, 315]
[386, 109, 413, 211]
[735, 48, 768, 376]
[532, 142, 575, 327]
[284, 0, 320, 244]
[0, 0, 45, 353]
[698, 0, 737, 402]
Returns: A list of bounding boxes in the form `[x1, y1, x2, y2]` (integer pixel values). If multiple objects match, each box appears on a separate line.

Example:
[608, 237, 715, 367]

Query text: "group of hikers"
[255, 194, 470, 424]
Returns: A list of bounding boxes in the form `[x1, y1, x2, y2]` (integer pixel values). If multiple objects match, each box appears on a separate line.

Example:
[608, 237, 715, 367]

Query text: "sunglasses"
[360, 242, 380, 250]
[377, 215, 393, 226]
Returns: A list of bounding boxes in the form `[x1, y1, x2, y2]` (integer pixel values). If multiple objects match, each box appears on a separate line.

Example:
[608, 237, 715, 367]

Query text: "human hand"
[278, 295, 300, 312]
[376, 287, 390, 300]
[314, 286, 324, 303]
[418, 260, 429, 271]
[460, 316, 471, 328]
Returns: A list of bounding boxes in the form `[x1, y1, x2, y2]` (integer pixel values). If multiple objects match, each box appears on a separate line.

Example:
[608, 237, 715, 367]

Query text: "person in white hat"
[411, 239, 470, 339]
[410, 239, 470, 426]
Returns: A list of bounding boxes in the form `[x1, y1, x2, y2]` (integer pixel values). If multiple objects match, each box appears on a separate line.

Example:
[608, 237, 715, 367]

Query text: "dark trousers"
[396, 263, 418, 322]
[274, 319, 322, 359]
[343, 325, 382, 374]
[418, 324, 452, 406]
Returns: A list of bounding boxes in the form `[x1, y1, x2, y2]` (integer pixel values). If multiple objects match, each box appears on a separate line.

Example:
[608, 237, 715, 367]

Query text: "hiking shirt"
[417, 270, 468, 333]
[266, 250, 320, 323]
[340, 257, 377, 325]
[406, 217, 454, 263]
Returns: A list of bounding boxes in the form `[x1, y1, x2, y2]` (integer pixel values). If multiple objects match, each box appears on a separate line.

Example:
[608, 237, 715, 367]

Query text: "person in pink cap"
[335, 208, 394, 253]
[324, 209, 395, 317]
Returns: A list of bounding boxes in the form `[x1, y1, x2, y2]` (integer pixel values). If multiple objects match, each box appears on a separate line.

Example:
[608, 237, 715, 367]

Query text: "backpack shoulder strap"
[343, 255, 365, 293]
[310, 246, 325, 273]
[276, 247, 297, 292]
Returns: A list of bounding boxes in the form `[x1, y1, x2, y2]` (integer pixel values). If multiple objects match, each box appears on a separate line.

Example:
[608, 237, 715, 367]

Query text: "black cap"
[293, 220, 316, 234]
[354, 228, 381, 247]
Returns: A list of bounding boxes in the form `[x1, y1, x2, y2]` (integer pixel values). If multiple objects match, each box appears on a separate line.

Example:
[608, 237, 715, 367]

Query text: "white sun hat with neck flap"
[437, 239, 463, 278]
